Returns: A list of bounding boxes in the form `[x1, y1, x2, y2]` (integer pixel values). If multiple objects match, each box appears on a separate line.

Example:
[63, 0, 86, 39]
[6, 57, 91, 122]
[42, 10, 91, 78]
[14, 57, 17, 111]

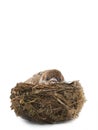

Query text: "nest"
[10, 81, 85, 123]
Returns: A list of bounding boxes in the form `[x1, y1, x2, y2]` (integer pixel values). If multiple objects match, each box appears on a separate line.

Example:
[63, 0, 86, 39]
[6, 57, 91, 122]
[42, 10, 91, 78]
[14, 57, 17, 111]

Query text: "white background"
[0, 0, 98, 129]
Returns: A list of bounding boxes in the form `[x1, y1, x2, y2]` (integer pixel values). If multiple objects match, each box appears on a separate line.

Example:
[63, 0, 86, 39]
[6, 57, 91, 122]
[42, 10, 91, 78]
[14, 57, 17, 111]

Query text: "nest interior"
[10, 81, 85, 123]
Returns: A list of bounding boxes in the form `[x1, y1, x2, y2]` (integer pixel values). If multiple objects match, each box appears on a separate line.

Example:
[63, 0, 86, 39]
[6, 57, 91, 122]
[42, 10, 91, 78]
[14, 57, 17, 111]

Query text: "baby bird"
[25, 69, 64, 85]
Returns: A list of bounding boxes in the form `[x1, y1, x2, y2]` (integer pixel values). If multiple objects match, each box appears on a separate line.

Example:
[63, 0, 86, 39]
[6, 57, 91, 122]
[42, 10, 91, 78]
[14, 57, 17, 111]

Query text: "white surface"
[0, 0, 98, 129]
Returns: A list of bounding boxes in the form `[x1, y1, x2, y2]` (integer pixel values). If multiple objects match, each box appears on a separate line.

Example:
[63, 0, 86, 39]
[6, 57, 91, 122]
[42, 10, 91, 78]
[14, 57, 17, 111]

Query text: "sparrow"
[25, 69, 64, 85]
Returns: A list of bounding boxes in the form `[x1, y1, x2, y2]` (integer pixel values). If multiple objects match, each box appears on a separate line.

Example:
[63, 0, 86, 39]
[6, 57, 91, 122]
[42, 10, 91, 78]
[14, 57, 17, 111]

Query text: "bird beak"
[50, 78, 57, 82]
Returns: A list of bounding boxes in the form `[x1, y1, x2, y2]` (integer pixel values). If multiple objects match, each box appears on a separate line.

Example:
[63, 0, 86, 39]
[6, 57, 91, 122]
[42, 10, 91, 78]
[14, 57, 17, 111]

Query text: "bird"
[25, 69, 64, 85]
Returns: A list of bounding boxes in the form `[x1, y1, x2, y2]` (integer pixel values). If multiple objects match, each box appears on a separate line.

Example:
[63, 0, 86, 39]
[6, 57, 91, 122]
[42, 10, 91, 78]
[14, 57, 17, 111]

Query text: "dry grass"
[10, 81, 85, 123]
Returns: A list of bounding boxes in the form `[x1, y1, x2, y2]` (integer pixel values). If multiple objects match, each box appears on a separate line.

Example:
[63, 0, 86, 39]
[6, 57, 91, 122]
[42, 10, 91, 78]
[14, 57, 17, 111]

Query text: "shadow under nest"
[10, 82, 85, 124]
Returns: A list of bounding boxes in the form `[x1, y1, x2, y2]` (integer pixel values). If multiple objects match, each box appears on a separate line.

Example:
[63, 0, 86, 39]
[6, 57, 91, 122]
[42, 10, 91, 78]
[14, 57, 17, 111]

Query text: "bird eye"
[57, 78, 61, 82]
[46, 77, 50, 81]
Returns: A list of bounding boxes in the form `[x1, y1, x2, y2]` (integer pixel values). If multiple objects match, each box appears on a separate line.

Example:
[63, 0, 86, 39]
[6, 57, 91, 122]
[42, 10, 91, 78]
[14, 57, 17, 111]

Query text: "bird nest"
[10, 81, 85, 123]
